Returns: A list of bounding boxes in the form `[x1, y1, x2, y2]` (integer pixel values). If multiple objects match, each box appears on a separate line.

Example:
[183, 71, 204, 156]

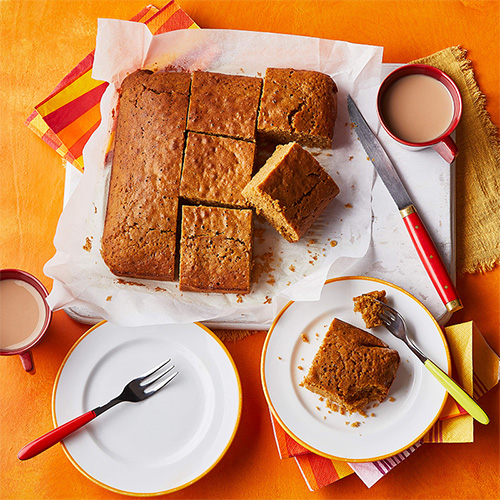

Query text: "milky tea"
[380, 73, 455, 144]
[0, 279, 47, 351]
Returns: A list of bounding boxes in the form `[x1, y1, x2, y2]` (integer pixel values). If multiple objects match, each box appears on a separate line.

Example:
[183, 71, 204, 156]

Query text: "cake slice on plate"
[300, 318, 400, 415]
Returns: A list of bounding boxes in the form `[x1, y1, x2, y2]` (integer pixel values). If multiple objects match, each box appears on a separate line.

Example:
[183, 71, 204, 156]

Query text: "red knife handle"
[18, 410, 96, 460]
[401, 206, 462, 313]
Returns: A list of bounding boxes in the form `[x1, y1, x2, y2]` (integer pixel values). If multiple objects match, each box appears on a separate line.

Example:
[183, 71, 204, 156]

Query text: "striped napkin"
[270, 321, 499, 489]
[26, 1, 197, 172]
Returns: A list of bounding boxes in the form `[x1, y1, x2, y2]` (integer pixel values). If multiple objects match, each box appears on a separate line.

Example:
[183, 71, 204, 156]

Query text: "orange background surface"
[1, 1, 499, 498]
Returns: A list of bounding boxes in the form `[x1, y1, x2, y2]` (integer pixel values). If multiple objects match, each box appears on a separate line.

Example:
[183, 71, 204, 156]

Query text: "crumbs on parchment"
[106, 296, 112, 302]
[330, 240, 338, 247]
[344, 203, 353, 208]
[263, 296, 272, 304]
[236, 294, 243, 304]
[83, 236, 93, 252]
[301, 333, 309, 343]
[289, 264, 296, 272]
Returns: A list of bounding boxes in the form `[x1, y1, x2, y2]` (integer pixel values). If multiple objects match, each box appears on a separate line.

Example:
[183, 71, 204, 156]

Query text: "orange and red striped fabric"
[26, 2, 197, 172]
[271, 321, 499, 489]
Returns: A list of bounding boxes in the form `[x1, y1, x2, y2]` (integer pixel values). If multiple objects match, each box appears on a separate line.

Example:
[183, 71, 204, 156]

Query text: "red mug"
[377, 64, 463, 163]
[0, 269, 52, 372]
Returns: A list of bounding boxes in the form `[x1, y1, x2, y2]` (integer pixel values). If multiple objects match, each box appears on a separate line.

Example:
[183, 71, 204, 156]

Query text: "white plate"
[261, 276, 450, 462]
[52, 322, 241, 496]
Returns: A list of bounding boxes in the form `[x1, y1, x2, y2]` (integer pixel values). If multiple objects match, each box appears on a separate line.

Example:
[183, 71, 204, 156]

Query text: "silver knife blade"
[347, 94, 412, 210]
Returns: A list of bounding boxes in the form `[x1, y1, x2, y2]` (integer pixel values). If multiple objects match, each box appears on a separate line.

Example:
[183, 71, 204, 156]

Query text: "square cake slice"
[257, 67, 338, 148]
[300, 318, 400, 415]
[179, 205, 253, 294]
[242, 142, 340, 242]
[179, 132, 256, 208]
[187, 71, 262, 141]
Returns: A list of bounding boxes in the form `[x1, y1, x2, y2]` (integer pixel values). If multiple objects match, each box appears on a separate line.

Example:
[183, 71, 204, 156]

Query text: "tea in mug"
[380, 73, 454, 144]
[0, 279, 47, 351]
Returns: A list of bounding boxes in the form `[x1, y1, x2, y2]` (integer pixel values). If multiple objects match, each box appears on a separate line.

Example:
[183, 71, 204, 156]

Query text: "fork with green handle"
[375, 300, 489, 425]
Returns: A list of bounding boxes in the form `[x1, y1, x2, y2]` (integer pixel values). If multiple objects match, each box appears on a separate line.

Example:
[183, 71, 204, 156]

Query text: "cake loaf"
[101, 69, 191, 281]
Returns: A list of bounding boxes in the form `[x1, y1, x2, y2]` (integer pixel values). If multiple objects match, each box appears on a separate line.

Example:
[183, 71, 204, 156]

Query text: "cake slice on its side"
[242, 142, 339, 243]
[300, 318, 400, 415]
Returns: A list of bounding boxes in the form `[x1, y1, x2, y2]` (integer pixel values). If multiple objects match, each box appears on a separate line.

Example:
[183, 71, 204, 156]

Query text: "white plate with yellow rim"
[53, 322, 241, 496]
[261, 276, 450, 462]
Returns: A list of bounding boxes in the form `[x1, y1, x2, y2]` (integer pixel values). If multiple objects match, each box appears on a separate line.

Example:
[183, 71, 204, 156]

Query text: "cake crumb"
[353, 290, 387, 328]
[351, 421, 361, 428]
[301, 333, 309, 343]
[344, 203, 353, 208]
[389, 397, 396, 402]
[318, 396, 324, 402]
[316, 406, 321, 411]
[277, 356, 282, 360]
[349, 155, 354, 161]
[289, 264, 296, 272]
[154, 286, 167, 292]
[263, 296, 272, 304]
[370, 413, 375, 417]
[236, 294, 243, 303]
[83, 236, 93, 252]
[323, 416, 327, 420]
[106, 296, 112, 302]
[297, 365, 303, 370]
[330, 240, 338, 247]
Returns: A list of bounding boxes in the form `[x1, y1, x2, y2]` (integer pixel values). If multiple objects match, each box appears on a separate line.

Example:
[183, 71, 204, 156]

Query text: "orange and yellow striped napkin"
[270, 321, 499, 490]
[26, 1, 197, 172]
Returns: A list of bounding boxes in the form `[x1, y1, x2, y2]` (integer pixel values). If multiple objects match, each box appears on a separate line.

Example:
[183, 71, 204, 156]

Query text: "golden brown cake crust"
[301, 318, 400, 414]
[101, 69, 191, 281]
[353, 290, 388, 328]
[179, 205, 253, 294]
[179, 132, 256, 208]
[242, 142, 340, 242]
[187, 71, 262, 141]
[257, 68, 338, 148]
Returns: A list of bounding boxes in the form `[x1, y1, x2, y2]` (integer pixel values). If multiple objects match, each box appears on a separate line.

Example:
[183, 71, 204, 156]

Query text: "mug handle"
[19, 351, 34, 372]
[432, 135, 458, 163]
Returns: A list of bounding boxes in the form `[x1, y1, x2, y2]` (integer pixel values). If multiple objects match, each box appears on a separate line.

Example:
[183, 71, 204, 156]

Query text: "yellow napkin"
[423, 321, 499, 443]
[412, 47, 500, 274]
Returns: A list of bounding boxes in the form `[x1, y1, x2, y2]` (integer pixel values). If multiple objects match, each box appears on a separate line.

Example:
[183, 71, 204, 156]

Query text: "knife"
[347, 94, 462, 314]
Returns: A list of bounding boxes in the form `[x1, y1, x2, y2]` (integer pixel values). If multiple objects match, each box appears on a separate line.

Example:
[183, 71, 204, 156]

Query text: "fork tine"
[140, 362, 176, 387]
[143, 370, 179, 395]
[138, 358, 171, 382]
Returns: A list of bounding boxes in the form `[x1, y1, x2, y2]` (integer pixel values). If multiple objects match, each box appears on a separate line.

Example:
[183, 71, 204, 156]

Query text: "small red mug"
[377, 64, 463, 163]
[0, 269, 52, 372]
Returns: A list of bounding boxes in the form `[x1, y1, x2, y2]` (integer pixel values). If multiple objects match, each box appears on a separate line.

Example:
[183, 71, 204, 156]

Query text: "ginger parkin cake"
[180, 132, 256, 208]
[257, 67, 338, 148]
[242, 142, 340, 243]
[301, 318, 400, 415]
[179, 205, 253, 294]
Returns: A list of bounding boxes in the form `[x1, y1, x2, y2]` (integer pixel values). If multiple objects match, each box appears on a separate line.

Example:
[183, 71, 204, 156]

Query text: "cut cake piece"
[187, 71, 262, 141]
[300, 318, 400, 415]
[179, 132, 256, 208]
[101, 69, 191, 281]
[242, 142, 340, 242]
[257, 67, 338, 148]
[179, 205, 253, 294]
[353, 290, 388, 329]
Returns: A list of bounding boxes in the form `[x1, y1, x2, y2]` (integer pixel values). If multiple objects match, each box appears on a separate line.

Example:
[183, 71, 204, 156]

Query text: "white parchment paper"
[44, 21, 383, 327]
